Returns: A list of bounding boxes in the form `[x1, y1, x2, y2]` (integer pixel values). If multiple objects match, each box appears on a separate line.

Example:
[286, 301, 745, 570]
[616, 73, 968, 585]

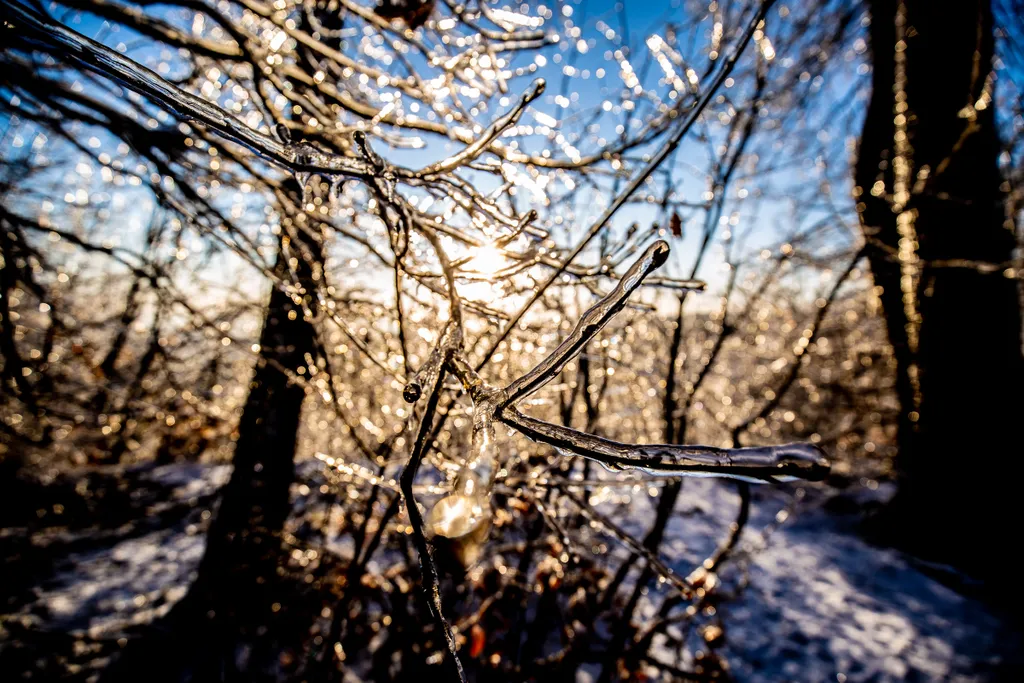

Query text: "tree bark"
[857, 0, 1024, 579]
[190, 213, 319, 610]
[104, 185, 322, 680]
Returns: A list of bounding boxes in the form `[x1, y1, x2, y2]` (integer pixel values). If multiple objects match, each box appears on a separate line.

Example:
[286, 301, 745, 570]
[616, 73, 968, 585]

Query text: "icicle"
[295, 171, 311, 208]
[426, 409, 499, 567]
[598, 460, 625, 474]
[291, 141, 326, 210]
[328, 176, 344, 212]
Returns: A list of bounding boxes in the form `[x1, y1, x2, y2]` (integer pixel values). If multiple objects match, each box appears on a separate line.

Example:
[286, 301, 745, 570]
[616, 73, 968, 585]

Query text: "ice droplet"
[599, 460, 625, 474]
[295, 171, 311, 207]
[329, 176, 344, 211]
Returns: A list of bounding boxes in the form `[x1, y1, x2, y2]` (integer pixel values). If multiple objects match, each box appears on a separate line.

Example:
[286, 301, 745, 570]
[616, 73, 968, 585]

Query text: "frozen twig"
[476, 0, 779, 369]
[417, 79, 546, 177]
[494, 240, 830, 483]
[2, 1, 377, 178]
[504, 410, 830, 482]
[398, 355, 468, 682]
[501, 241, 671, 406]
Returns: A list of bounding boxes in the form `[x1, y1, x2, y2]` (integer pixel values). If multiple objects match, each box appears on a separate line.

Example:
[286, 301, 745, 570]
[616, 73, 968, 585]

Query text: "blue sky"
[2, 0, 869, 305]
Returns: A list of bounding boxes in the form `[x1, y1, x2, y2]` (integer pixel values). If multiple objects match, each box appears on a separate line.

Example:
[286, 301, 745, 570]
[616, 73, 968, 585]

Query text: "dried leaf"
[469, 624, 486, 658]
[670, 210, 683, 238]
[374, 0, 435, 29]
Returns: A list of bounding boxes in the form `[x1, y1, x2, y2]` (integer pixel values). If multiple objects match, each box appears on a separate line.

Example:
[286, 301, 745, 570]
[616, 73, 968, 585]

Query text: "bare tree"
[2, 0, 946, 679]
[855, 0, 1024, 583]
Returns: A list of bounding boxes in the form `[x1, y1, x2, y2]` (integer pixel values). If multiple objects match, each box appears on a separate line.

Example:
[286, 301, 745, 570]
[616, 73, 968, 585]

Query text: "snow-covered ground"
[704, 483, 1015, 681]
[590, 479, 1018, 682]
[4, 464, 1019, 681]
[4, 464, 229, 639]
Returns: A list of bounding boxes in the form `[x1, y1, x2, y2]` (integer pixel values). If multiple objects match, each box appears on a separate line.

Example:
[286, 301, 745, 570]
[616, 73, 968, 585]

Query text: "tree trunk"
[189, 213, 320, 621]
[104, 188, 322, 680]
[857, 0, 1024, 581]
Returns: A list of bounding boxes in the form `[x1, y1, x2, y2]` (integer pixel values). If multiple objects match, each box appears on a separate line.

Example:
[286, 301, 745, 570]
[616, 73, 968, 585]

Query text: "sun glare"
[466, 243, 508, 276]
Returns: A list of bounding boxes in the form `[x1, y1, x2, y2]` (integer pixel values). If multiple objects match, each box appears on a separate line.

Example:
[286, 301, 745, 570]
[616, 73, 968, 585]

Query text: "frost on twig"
[490, 241, 829, 484]
[3, 0, 842, 679]
[422, 240, 828, 584]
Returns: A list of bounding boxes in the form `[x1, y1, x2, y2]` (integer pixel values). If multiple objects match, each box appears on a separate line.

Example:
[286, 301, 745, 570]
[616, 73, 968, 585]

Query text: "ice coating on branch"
[426, 408, 499, 566]
[328, 176, 345, 211]
[403, 322, 459, 404]
[603, 444, 832, 483]
[506, 406, 830, 483]
[487, 238, 831, 486]
[291, 142, 330, 208]
[502, 240, 671, 405]
[295, 171, 311, 207]
[416, 78, 547, 177]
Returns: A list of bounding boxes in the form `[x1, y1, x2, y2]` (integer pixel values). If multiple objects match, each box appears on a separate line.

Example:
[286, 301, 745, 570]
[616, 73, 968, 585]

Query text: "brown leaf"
[670, 210, 683, 238]
[374, 0, 435, 29]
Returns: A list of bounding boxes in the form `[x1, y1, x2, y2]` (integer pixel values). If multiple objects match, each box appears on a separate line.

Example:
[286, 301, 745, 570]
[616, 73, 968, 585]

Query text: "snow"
[40, 527, 205, 639]
[727, 513, 1008, 682]
[4, 464, 1019, 681]
[612, 479, 1019, 681]
[5, 465, 229, 641]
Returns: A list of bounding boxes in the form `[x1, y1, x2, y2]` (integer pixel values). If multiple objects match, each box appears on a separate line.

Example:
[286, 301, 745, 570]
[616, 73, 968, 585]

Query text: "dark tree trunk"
[857, 0, 1024, 580]
[188, 212, 320, 621]
[104, 189, 322, 680]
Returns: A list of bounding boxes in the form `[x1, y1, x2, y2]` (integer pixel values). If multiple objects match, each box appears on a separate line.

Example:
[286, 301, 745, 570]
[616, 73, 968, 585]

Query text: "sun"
[466, 243, 508, 276]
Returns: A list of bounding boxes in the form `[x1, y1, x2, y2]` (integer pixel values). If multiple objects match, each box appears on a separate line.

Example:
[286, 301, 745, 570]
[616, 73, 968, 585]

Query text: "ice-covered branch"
[2, 1, 555, 189]
[2, 1, 377, 177]
[494, 237, 830, 484]
[417, 78, 546, 177]
[503, 409, 830, 483]
[501, 241, 671, 406]
[476, 0, 780, 369]
[397, 356, 468, 682]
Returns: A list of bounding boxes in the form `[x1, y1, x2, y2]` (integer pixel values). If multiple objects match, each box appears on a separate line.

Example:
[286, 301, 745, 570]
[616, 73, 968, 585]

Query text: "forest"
[1, 0, 1022, 680]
